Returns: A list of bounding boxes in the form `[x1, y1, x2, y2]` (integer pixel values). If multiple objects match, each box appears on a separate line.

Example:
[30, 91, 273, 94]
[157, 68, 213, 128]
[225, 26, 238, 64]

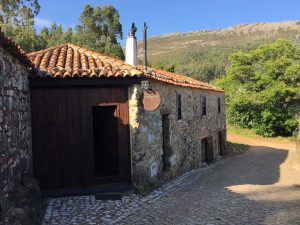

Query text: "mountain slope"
[137, 21, 300, 82]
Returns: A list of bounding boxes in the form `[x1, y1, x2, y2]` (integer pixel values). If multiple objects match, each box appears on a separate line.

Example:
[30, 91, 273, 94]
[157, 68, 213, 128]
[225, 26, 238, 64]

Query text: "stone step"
[42, 183, 134, 198]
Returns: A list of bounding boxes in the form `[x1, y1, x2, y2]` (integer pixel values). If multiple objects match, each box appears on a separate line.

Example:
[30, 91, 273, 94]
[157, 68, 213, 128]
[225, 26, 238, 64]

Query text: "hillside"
[137, 21, 300, 82]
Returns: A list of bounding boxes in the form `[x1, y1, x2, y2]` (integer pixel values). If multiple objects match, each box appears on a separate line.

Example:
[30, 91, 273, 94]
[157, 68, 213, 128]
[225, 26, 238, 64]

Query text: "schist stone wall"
[0, 45, 32, 195]
[129, 80, 226, 192]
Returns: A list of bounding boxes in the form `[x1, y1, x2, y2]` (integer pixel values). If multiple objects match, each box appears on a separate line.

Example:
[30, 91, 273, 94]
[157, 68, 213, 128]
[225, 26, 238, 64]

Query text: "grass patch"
[227, 124, 296, 142]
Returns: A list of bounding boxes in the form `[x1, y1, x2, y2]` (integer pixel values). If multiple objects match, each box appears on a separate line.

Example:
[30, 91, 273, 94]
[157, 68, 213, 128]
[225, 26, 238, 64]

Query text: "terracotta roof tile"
[28, 43, 143, 79]
[28, 43, 223, 92]
[141, 67, 223, 92]
[0, 29, 33, 67]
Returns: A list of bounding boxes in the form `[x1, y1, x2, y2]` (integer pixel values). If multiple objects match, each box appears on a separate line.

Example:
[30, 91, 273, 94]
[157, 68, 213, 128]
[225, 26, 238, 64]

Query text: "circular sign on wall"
[142, 90, 161, 111]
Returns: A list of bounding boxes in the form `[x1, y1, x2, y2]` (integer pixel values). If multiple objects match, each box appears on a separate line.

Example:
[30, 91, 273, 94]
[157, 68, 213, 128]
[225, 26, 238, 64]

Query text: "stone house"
[1, 28, 226, 198]
[28, 31, 226, 194]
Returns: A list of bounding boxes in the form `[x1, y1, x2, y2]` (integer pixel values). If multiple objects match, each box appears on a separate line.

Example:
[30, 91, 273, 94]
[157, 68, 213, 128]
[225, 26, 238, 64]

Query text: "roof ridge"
[28, 43, 138, 69]
[144, 67, 222, 90]
[27, 43, 68, 56]
[67, 43, 134, 66]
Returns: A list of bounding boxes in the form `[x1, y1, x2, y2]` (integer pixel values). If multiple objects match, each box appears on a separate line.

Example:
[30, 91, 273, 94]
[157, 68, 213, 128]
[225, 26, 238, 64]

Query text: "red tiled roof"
[28, 43, 142, 78]
[0, 29, 33, 67]
[142, 67, 223, 92]
[28, 43, 223, 92]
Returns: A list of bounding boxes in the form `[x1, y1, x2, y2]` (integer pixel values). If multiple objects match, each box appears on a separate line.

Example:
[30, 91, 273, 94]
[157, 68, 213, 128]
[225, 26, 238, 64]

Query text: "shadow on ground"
[122, 145, 300, 225]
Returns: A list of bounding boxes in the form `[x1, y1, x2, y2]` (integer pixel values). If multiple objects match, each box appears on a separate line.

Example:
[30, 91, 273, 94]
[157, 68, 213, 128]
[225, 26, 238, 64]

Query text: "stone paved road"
[44, 135, 300, 225]
[121, 135, 300, 225]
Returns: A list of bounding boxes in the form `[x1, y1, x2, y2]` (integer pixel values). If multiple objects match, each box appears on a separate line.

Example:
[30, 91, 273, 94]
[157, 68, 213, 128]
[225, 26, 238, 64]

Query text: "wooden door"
[201, 137, 214, 164]
[31, 87, 131, 191]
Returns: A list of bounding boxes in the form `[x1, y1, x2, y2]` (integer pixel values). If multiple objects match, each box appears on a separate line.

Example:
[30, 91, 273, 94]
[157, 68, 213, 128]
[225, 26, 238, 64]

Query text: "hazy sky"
[36, 0, 300, 45]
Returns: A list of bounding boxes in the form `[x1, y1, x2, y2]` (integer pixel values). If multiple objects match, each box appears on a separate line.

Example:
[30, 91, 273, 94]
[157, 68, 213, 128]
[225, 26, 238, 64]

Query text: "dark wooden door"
[201, 137, 214, 164]
[31, 87, 131, 191]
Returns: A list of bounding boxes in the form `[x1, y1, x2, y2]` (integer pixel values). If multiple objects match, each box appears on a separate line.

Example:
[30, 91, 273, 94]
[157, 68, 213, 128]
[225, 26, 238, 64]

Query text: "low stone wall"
[129, 80, 226, 192]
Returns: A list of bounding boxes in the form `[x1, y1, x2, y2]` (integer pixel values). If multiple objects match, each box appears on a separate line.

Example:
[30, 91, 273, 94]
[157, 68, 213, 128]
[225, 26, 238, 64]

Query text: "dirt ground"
[228, 133, 300, 185]
[227, 133, 296, 151]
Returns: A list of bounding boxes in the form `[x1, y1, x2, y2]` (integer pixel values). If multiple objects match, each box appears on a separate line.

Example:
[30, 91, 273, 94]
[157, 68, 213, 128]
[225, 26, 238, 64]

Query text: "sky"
[35, 0, 300, 46]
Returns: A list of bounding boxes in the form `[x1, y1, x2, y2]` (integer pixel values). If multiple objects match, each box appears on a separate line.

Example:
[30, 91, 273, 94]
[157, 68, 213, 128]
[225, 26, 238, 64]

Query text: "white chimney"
[126, 23, 138, 67]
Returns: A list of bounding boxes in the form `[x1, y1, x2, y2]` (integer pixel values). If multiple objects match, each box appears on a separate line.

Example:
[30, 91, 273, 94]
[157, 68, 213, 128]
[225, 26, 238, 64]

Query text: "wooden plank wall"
[30, 87, 130, 190]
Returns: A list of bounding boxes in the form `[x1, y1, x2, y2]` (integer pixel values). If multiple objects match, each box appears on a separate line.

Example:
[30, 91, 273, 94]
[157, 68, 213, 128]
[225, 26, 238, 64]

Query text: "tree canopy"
[0, 0, 41, 51]
[0, 0, 40, 24]
[0, 2, 124, 59]
[214, 39, 300, 137]
[72, 4, 124, 59]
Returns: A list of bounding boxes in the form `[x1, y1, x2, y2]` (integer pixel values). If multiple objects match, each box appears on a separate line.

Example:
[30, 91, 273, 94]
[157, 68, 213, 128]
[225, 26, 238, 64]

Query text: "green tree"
[36, 24, 73, 49]
[0, 2, 125, 58]
[0, 0, 40, 24]
[72, 4, 124, 59]
[214, 39, 300, 137]
[0, 0, 41, 52]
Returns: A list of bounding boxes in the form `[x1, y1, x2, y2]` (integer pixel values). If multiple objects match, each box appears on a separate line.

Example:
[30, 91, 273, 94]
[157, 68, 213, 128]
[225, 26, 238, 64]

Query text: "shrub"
[214, 39, 300, 137]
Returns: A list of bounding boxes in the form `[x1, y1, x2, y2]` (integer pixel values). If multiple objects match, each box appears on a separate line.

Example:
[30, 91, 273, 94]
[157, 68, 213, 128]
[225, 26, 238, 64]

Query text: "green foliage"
[150, 60, 176, 72]
[215, 39, 300, 137]
[0, 2, 124, 59]
[0, 0, 40, 24]
[35, 23, 74, 51]
[0, 0, 41, 52]
[0, 0, 40, 51]
[72, 4, 124, 59]
[36, 4, 124, 59]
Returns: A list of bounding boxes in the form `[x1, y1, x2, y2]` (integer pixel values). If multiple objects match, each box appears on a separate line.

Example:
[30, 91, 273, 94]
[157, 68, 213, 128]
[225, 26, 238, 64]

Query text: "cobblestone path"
[122, 136, 300, 225]
[44, 135, 300, 225]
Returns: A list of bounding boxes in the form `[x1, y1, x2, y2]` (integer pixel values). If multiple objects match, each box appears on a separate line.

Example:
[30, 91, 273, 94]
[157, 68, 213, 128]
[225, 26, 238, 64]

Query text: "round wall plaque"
[142, 90, 161, 111]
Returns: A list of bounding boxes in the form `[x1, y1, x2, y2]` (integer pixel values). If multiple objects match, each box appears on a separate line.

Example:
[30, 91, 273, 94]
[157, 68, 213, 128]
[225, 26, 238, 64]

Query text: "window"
[218, 97, 221, 113]
[201, 96, 206, 116]
[177, 94, 182, 120]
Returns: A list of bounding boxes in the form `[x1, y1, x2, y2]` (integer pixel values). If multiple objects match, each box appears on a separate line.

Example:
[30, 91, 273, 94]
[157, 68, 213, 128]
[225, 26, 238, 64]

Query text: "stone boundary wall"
[0, 45, 32, 194]
[129, 80, 226, 192]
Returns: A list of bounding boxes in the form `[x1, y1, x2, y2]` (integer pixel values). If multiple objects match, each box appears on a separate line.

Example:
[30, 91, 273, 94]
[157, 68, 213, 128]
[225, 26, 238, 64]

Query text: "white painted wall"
[125, 35, 138, 67]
